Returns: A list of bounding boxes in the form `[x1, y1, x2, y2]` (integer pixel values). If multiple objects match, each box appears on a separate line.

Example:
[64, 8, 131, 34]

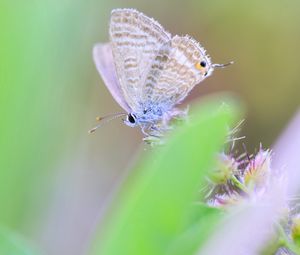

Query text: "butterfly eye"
[127, 113, 136, 124]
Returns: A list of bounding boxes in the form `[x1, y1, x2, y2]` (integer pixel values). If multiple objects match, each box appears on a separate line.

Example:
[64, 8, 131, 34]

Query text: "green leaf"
[0, 227, 39, 255]
[167, 204, 223, 255]
[89, 95, 240, 255]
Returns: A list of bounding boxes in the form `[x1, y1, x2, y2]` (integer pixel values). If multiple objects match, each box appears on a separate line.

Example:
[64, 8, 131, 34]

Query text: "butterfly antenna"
[88, 112, 127, 134]
[213, 61, 234, 68]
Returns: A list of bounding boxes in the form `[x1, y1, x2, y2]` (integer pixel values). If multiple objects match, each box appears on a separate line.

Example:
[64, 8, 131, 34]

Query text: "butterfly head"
[124, 108, 163, 128]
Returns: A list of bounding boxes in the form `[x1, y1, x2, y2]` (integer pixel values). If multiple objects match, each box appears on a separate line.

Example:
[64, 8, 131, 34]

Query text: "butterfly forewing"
[109, 8, 171, 112]
[143, 35, 212, 109]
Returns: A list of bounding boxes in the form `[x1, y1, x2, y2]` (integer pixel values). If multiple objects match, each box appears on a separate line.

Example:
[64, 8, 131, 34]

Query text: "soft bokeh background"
[0, 0, 299, 254]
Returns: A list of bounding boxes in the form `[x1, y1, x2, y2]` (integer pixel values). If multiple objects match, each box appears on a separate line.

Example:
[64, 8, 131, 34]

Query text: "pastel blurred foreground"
[1, 93, 300, 255]
[88, 96, 300, 255]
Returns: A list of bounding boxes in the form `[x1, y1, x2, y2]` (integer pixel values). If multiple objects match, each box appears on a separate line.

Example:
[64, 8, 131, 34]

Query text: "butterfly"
[90, 8, 231, 139]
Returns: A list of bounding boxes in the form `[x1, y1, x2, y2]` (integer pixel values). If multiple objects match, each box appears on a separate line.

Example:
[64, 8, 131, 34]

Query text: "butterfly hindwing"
[144, 35, 212, 109]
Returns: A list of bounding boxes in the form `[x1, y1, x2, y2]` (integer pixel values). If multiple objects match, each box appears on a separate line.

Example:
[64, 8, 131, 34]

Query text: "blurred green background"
[0, 0, 299, 254]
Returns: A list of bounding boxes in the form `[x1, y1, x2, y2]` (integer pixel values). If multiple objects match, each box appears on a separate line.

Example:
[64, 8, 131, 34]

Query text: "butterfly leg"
[159, 106, 189, 131]
[141, 124, 151, 137]
[169, 106, 189, 120]
[149, 125, 165, 137]
[141, 123, 160, 137]
[141, 123, 167, 144]
[141, 106, 189, 143]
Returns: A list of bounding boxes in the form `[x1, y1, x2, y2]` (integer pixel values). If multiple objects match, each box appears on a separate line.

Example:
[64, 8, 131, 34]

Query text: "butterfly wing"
[143, 35, 213, 109]
[93, 43, 131, 112]
[109, 8, 171, 112]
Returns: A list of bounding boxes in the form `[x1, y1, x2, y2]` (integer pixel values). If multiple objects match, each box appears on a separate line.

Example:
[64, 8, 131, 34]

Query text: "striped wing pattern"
[109, 9, 171, 112]
[143, 35, 211, 109]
